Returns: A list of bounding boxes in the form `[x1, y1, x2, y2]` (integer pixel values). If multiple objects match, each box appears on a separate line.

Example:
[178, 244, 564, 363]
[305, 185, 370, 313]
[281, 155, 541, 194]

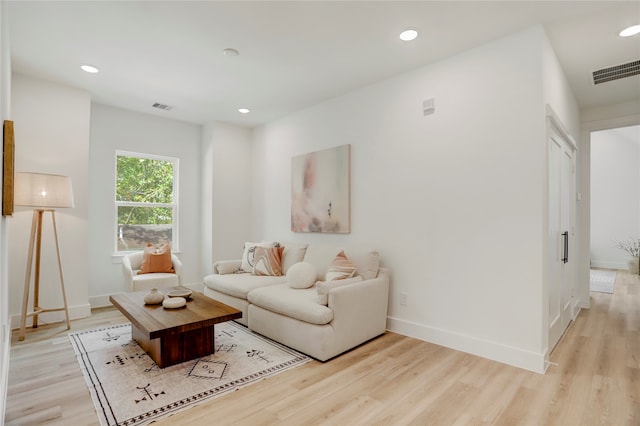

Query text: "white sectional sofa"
[203, 242, 390, 361]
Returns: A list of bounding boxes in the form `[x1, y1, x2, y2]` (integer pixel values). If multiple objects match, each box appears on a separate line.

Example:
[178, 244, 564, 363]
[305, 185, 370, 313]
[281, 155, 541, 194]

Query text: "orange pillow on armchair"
[138, 243, 175, 274]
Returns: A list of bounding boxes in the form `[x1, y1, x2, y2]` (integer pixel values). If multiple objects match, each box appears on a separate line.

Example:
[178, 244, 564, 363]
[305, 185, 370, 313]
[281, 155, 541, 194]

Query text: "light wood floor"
[5, 270, 639, 425]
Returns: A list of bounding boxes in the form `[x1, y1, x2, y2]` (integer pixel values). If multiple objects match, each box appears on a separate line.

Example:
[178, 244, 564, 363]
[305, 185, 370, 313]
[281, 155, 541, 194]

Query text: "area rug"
[68, 322, 310, 426]
[590, 269, 616, 294]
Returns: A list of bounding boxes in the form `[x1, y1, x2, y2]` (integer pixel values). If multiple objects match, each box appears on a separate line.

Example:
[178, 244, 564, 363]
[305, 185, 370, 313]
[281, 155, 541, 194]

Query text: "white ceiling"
[6, 1, 640, 127]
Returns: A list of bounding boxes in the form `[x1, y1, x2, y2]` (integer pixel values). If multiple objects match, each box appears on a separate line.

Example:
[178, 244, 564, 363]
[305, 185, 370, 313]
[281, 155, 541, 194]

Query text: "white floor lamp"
[14, 172, 74, 341]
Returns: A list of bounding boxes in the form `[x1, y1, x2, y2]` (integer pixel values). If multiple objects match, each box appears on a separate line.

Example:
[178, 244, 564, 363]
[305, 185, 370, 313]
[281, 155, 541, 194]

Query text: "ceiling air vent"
[152, 102, 173, 111]
[592, 60, 640, 85]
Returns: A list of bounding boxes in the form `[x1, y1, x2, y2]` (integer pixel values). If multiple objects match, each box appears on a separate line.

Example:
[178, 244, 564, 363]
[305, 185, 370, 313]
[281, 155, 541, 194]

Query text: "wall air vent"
[152, 102, 173, 111]
[592, 60, 640, 85]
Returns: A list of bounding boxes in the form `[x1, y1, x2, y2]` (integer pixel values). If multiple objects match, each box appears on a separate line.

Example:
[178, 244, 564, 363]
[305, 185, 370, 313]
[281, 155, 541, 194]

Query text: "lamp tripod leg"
[18, 211, 39, 342]
[51, 211, 70, 330]
[33, 210, 43, 328]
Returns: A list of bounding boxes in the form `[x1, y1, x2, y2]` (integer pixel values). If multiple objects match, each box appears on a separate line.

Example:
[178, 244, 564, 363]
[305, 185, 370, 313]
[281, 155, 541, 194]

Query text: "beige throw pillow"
[280, 242, 309, 274]
[358, 251, 380, 280]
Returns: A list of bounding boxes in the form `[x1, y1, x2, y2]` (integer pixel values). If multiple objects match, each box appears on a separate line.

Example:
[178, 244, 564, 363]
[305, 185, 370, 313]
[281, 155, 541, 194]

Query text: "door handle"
[562, 231, 569, 263]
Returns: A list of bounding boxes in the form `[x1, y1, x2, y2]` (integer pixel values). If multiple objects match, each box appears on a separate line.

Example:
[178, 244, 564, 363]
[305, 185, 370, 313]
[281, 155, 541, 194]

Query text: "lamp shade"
[14, 172, 74, 208]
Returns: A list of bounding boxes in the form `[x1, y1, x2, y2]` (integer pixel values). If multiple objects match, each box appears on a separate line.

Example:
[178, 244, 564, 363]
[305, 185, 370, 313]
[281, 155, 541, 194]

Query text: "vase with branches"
[614, 238, 640, 274]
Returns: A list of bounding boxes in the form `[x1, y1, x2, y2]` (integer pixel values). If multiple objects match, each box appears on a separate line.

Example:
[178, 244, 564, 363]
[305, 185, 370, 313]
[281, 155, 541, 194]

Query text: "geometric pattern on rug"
[589, 269, 616, 294]
[68, 321, 310, 426]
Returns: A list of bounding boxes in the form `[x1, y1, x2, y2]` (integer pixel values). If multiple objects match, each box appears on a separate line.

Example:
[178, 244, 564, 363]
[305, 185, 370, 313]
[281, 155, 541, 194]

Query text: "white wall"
[542, 38, 580, 138]
[540, 31, 581, 355]
[590, 127, 640, 269]
[582, 100, 640, 124]
[88, 103, 202, 306]
[0, 0, 11, 419]
[8, 74, 91, 327]
[252, 27, 561, 372]
[201, 122, 253, 275]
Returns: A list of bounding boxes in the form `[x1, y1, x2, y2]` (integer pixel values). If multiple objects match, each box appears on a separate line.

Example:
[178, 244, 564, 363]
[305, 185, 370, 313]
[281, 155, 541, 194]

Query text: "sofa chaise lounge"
[203, 242, 390, 361]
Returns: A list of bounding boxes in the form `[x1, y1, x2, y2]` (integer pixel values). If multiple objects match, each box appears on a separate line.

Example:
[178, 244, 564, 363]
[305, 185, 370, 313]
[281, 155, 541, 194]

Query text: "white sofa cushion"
[132, 272, 180, 292]
[345, 249, 380, 280]
[248, 284, 334, 325]
[204, 272, 287, 299]
[279, 241, 309, 274]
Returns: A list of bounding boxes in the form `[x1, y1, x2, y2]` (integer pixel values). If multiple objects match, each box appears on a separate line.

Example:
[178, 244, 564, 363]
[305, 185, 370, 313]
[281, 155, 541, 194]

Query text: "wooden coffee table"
[109, 287, 242, 368]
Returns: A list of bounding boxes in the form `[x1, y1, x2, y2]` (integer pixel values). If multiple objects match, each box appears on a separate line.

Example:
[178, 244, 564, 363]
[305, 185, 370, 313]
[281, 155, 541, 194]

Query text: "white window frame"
[114, 150, 179, 254]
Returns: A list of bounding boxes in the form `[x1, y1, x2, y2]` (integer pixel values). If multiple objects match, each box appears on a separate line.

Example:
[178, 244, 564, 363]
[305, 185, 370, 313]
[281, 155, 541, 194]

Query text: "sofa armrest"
[213, 259, 242, 275]
[328, 267, 390, 348]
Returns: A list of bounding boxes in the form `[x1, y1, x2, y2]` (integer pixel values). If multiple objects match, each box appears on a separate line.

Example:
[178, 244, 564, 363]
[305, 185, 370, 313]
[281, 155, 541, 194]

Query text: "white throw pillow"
[240, 241, 277, 272]
[287, 262, 317, 289]
[317, 276, 363, 305]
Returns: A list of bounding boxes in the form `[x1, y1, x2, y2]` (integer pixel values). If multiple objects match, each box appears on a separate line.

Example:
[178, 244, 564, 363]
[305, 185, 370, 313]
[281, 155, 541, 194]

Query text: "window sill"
[111, 250, 182, 264]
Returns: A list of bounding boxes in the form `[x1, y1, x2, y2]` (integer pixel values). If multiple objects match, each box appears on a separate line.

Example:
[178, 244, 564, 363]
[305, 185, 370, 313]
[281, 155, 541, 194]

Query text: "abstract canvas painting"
[291, 144, 350, 233]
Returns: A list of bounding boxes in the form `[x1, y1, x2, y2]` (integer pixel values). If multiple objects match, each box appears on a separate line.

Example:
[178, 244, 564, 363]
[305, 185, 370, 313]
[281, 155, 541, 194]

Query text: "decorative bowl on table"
[166, 289, 192, 299]
[162, 296, 186, 309]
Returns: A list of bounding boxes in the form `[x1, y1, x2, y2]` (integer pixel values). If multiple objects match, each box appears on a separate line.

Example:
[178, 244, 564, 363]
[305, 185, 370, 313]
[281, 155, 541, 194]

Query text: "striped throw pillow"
[325, 250, 357, 281]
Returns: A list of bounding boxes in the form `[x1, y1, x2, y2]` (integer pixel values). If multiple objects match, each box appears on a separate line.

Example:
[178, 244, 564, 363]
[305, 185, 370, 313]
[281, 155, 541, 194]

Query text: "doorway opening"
[590, 125, 640, 275]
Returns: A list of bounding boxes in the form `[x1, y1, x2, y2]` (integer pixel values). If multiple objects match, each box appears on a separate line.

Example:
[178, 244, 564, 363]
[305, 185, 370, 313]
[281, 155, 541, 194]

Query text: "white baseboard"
[89, 294, 113, 309]
[10, 303, 91, 330]
[89, 283, 206, 309]
[572, 303, 582, 320]
[386, 316, 546, 374]
[590, 260, 627, 270]
[575, 292, 590, 310]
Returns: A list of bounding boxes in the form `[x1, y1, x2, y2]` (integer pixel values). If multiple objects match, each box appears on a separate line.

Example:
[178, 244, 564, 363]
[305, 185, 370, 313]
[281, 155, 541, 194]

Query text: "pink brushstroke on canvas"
[291, 145, 350, 233]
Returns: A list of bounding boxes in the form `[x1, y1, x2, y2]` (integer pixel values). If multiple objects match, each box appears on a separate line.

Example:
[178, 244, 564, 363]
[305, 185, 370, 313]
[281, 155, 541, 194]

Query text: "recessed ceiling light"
[238, 108, 250, 114]
[619, 24, 640, 37]
[80, 64, 99, 73]
[399, 29, 418, 41]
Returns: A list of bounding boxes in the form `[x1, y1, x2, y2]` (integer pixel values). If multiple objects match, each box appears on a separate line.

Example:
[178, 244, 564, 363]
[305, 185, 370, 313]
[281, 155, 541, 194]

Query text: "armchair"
[122, 251, 183, 292]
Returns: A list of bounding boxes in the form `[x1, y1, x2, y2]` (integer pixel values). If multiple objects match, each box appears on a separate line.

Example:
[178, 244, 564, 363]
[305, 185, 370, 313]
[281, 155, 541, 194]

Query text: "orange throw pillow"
[138, 243, 175, 274]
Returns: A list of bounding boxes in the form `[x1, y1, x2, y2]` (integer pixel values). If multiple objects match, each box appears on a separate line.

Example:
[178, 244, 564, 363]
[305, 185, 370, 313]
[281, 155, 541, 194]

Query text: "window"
[115, 151, 178, 252]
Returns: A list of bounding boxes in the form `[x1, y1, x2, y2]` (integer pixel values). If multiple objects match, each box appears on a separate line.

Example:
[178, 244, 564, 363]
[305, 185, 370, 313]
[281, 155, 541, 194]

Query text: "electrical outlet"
[400, 292, 408, 306]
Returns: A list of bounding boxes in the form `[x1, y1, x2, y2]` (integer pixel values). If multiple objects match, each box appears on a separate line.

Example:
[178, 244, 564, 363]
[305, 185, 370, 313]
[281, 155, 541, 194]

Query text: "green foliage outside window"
[116, 156, 174, 225]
